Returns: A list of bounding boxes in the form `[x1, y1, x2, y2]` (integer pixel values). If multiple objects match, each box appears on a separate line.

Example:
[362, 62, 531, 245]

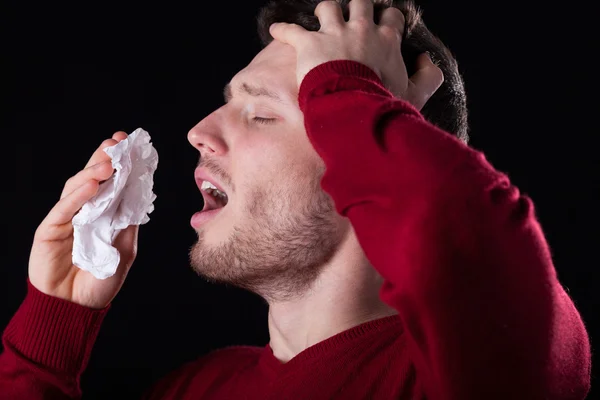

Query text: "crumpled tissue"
[72, 128, 158, 279]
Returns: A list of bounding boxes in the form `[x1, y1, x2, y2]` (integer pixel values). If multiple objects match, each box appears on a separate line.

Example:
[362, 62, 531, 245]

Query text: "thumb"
[114, 225, 139, 271]
[269, 22, 306, 47]
[407, 53, 444, 110]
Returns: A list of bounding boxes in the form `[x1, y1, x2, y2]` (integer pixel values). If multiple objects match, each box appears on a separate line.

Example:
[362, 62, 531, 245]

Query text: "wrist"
[2, 279, 110, 377]
[298, 60, 392, 111]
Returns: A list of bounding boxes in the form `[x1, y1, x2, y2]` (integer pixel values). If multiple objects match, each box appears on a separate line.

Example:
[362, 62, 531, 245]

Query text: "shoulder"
[197, 345, 263, 369]
[142, 346, 263, 399]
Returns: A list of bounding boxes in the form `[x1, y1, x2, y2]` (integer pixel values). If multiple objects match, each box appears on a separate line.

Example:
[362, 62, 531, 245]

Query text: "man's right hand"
[28, 131, 139, 309]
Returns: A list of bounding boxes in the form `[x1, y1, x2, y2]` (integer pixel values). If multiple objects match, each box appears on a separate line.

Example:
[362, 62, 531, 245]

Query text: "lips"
[194, 169, 228, 195]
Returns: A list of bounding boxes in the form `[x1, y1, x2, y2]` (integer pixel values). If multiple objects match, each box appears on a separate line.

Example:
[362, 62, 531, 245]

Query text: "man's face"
[187, 41, 349, 301]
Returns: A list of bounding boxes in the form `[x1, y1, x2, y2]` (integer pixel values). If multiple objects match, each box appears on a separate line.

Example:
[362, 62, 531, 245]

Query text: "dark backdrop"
[1, 1, 597, 398]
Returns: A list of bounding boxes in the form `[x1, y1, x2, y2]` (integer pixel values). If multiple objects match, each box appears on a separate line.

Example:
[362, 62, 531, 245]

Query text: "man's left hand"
[269, 0, 443, 110]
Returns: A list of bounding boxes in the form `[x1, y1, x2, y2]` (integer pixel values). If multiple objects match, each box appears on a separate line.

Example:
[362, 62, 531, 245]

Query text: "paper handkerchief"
[72, 128, 158, 279]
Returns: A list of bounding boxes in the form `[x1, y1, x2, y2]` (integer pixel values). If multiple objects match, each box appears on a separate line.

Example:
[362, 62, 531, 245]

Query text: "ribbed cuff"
[2, 280, 110, 377]
[298, 60, 392, 111]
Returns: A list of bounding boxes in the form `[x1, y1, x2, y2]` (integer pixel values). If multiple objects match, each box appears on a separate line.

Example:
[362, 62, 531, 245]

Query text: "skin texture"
[27, 0, 442, 360]
[187, 41, 349, 302]
[186, 0, 442, 360]
[187, 0, 442, 302]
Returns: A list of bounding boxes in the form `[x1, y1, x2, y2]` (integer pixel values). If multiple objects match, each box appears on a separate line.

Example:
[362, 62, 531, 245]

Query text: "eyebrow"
[223, 82, 283, 104]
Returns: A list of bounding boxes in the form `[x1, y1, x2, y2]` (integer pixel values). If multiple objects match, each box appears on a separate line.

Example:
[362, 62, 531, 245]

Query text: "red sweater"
[0, 61, 591, 400]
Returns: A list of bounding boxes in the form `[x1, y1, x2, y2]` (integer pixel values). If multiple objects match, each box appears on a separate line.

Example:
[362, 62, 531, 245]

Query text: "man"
[0, 0, 592, 399]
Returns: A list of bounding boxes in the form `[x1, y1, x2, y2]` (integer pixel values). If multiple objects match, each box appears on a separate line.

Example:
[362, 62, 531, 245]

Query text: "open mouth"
[200, 181, 229, 212]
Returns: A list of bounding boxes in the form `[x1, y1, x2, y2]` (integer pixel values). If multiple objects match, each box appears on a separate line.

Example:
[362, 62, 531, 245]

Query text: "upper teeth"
[201, 180, 227, 200]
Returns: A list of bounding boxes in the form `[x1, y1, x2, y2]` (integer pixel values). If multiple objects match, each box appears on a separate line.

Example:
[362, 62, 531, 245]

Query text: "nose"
[187, 110, 228, 156]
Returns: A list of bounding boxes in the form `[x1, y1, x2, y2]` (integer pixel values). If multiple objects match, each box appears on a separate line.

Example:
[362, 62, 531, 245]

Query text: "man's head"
[188, 41, 348, 302]
[187, 0, 467, 302]
[258, 0, 469, 143]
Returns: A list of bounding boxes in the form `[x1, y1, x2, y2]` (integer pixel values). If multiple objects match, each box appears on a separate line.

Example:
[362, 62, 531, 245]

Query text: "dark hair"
[257, 0, 469, 144]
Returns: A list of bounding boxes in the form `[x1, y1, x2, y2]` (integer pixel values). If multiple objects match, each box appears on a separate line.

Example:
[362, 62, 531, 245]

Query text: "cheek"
[239, 136, 298, 180]
[235, 131, 322, 203]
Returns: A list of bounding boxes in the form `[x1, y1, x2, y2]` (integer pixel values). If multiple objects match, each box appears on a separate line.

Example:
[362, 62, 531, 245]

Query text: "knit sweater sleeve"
[0, 280, 108, 400]
[298, 60, 592, 400]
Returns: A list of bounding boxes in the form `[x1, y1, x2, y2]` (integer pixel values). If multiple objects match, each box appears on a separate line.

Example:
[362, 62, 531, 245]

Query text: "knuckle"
[44, 223, 61, 237]
[316, 0, 337, 12]
[379, 25, 400, 40]
[65, 175, 76, 187]
[386, 7, 405, 24]
[34, 222, 61, 242]
[352, 18, 372, 31]
[315, 0, 328, 11]
[101, 139, 115, 148]
[33, 224, 45, 241]
[281, 22, 299, 32]
[95, 160, 111, 172]
[391, 7, 405, 21]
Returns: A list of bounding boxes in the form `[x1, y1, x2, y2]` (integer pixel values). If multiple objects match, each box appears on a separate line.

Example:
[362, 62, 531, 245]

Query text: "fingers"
[44, 180, 100, 227]
[70, 131, 127, 198]
[269, 22, 308, 47]
[315, 1, 345, 31]
[349, 0, 374, 22]
[36, 131, 128, 239]
[378, 7, 405, 38]
[60, 159, 114, 200]
[113, 225, 139, 269]
[408, 53, 444, 110]
[112, 131, 128, 141]
[84, 131, 127, 169]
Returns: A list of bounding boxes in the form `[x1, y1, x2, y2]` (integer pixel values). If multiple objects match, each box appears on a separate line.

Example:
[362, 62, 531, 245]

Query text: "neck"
[266, 229, 397, 363]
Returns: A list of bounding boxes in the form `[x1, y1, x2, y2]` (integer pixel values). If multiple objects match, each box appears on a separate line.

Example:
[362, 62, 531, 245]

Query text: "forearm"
[343, 156, 592, 399]
[300, 60, 591, 399]
[0, 280, 108, 399]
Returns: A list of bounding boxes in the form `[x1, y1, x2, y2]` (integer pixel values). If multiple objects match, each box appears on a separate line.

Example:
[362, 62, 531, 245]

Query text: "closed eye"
[253, 117, 276, 125]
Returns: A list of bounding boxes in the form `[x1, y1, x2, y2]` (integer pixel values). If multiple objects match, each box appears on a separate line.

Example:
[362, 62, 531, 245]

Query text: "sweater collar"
[258, 314, 402, 375]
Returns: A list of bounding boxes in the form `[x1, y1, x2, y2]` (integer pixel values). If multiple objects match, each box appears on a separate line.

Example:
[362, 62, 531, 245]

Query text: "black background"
[1, 0, 597, 398]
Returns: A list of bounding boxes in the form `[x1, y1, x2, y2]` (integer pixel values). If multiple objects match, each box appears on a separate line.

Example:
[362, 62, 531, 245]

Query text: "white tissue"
[72, 128, 158, 279]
